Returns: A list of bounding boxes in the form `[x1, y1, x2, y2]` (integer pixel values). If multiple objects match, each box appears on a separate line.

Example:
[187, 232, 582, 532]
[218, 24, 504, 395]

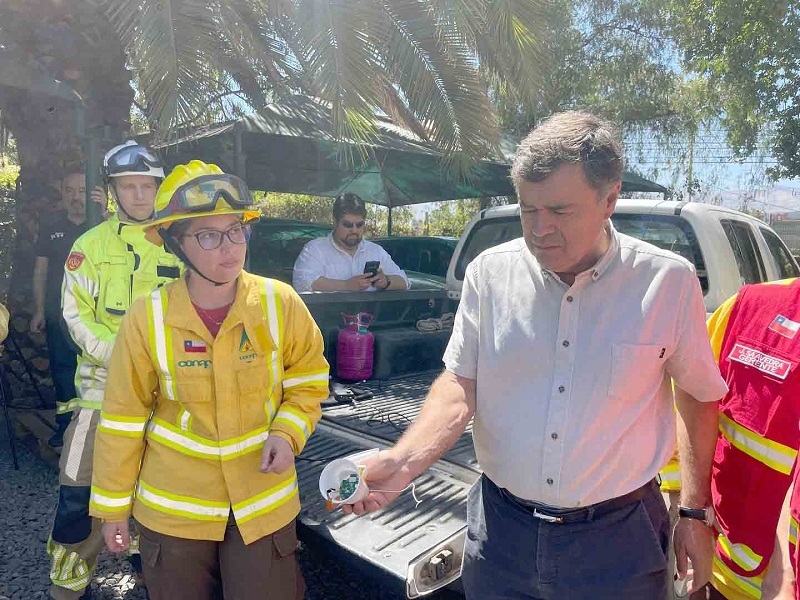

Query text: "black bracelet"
[380, 276, 391, 290]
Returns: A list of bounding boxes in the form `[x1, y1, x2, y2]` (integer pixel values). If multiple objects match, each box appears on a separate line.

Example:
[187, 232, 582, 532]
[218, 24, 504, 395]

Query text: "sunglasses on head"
[340, 219, 365, 229]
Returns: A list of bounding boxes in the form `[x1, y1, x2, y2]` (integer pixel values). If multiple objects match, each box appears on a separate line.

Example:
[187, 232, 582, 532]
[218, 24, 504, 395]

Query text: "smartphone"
[363, 261, 380, 277]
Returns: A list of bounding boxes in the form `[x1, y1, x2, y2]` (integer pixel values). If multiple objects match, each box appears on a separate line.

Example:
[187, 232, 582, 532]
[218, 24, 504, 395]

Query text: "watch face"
[706, 506, 716, 528]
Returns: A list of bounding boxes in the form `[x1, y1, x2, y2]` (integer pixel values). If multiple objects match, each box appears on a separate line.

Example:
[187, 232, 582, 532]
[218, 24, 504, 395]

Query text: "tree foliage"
[257, 192, 332, 223]
[495, 0, 698, 138]
[671, 0, 800, 178]
[423, 200, 480, 237]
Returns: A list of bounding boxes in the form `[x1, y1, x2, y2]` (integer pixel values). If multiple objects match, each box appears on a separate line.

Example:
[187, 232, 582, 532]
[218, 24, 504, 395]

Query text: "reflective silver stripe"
[262, 279, 281, 351]
[64, 409, 95, 482]
[136, 482, 230, 519]
[147, 419, 270, 458]
[90, 490, 133, 509]
[717, 531, 762, 571]
[274, 409, 310, 437]
[719, 413, 796, 474]
[150, 289, 177, 402]
[180, 410, 190, 431]
[233, 477, 298, 522]
[99, 417, 147, 434]
[261, 280, 282, 421]
[283, 371, 328, 389]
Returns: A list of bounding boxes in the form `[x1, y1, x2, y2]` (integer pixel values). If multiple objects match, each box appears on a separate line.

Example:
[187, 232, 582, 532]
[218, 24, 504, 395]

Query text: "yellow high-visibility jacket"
[89, 272, 330, 543]
[61, 217, 181, 409]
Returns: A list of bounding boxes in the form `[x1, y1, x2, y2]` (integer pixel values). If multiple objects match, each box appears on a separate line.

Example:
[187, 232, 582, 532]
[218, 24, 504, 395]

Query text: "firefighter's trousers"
[47, 409, 103, 599]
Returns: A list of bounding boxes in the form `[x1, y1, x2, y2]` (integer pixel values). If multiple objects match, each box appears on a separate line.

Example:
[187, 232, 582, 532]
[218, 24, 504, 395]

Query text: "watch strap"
[678, 505, 710, 524]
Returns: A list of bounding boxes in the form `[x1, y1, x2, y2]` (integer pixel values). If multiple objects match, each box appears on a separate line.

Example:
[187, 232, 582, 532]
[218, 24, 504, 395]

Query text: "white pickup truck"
[292, 199, 799, 598]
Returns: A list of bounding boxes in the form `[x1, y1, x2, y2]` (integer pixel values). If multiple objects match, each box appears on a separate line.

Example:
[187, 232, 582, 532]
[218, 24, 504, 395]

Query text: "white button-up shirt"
[443, 224, 728, 507]
[292, 234, 409, 292]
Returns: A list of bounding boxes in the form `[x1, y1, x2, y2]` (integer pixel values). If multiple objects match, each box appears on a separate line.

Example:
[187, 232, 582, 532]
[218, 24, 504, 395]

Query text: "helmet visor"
[156, 174, 254, 221]
[106, 145, 162, 176]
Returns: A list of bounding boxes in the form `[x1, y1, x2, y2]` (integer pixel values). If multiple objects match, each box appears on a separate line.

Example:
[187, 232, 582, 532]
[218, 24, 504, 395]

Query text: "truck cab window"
[760, 227, 800, 279]
[612, 213, 708, 294]
[454, 217, 523, 280]
[720, 219, 766, 285]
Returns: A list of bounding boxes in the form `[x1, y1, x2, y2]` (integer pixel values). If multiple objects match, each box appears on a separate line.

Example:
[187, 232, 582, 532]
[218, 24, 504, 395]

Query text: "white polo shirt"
[292, 234, 409, 292]
[443, 224, 728, 507]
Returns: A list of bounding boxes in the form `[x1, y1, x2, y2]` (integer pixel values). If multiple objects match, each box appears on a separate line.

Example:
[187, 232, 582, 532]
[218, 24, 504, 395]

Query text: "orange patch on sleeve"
[66, 252, 85, 271]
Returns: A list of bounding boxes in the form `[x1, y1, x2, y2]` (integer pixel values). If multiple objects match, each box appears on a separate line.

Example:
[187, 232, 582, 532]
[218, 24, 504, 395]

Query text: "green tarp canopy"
[619, 170, 669, 194]
[157, 96, 668, 205]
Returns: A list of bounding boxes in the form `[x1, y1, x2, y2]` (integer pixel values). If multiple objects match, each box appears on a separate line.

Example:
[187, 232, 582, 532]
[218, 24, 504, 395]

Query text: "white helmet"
[103, 140, 165, 180]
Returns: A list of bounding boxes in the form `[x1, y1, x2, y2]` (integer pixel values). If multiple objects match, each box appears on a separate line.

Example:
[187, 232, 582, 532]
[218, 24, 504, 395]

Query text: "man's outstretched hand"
[341, 450, 413, 515]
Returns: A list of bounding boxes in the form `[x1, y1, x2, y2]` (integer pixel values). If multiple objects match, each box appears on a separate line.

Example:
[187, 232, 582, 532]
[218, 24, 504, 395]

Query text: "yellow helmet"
[146, 160, 260, 238]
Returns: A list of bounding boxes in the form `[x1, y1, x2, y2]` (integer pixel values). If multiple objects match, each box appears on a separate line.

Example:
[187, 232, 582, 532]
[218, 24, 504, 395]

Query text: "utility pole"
[687, 129, 695, 201]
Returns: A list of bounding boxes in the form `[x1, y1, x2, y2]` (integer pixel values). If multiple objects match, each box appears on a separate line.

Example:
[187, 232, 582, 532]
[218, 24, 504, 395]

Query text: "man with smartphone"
[293, 192, 409, 292]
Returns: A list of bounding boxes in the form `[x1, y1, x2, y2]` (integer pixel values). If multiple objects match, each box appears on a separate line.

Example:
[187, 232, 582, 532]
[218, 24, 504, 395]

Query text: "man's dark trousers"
[462, 475, 670, 600]
[45, 317, 77, 428]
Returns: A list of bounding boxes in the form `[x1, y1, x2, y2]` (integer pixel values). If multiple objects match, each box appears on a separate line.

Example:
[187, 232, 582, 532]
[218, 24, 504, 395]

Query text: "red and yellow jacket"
[89, 271, 329, 543]
[707, 279, 800, 599]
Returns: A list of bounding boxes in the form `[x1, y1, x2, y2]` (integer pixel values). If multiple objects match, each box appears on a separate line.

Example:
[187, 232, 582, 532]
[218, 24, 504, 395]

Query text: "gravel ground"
[0, 414, 412, 600]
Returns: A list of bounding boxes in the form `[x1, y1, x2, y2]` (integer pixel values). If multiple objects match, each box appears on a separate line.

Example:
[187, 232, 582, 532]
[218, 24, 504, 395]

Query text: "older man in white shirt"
[293, 192, 409, 292]
[343, 112, 728, 600]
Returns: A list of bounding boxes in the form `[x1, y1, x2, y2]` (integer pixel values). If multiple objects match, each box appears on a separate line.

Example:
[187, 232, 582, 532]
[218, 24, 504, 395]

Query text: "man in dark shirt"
[30, 171, 90, 447]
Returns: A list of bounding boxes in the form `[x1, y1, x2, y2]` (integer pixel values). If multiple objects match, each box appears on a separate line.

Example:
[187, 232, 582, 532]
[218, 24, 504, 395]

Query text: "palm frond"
[430, 0, 551, 104]
[378, 0, 500, 166]
[103, 0, 229, 134]
[217, 0, 303, 90]
[288, 0, 393, 146]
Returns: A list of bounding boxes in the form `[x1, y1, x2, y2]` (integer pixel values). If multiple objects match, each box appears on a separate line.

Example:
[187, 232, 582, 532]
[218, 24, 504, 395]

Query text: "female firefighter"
[88, 161, 329, 599]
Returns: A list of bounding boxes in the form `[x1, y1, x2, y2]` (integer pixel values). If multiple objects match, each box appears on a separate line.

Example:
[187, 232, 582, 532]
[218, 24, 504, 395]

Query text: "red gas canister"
[337, 313, 374, 381]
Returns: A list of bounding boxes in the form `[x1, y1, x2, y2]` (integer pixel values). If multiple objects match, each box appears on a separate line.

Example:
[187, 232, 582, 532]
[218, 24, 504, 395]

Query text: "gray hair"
[510, 111, 624, 192]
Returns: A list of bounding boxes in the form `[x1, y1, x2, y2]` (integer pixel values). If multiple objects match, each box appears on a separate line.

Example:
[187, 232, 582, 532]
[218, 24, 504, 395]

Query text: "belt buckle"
[532, 509, 563, 524]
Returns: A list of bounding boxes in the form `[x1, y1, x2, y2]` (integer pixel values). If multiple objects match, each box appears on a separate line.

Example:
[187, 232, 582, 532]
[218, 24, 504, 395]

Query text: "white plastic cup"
[319, 449, 379, 506]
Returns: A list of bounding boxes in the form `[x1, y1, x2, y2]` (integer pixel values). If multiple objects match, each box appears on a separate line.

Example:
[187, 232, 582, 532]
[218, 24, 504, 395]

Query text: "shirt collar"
[164, 272, 268, 348]
[589, 221, 619, 281]
[538, 220, 619, 283]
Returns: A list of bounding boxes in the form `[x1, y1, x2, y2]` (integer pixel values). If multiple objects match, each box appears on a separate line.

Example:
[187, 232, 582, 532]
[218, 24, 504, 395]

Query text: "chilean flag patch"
[769, 315, 800, 339]
[184, 340, 207, 353]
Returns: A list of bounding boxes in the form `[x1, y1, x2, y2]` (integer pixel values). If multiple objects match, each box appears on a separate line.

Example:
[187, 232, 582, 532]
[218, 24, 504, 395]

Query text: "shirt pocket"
[237, 363, 275, 427]
[722, 336, 799, 436]
[607, 343, 667, 401]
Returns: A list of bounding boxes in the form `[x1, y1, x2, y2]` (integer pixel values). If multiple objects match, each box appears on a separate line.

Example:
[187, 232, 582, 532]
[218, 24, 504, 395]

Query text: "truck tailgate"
[320, 372, 478, 471]
[296, 372, 479, 591]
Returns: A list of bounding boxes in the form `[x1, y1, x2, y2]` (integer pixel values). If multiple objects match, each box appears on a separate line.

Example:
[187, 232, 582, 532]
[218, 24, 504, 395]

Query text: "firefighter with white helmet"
[46, 141, 182, 600]
[89, 160, 329, 599]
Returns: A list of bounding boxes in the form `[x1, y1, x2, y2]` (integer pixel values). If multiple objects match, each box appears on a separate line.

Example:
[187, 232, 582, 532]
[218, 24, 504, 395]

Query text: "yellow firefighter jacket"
[61, 217, 181, 409]
[89, 272, 330, 543]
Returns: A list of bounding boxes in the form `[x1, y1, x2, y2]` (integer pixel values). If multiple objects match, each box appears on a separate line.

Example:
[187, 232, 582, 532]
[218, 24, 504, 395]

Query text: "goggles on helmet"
[154, 174, 254, 222]
[103, 145, 162, 178]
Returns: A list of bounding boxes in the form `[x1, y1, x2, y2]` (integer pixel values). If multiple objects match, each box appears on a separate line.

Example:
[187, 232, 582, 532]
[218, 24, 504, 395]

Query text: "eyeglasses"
[156, 174, 254, 222]
[340, 219, 365, 229]
[189, 223, 251, 250]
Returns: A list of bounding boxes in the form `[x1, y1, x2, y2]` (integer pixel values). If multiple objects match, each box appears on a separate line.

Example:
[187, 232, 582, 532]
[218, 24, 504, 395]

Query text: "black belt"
[499, 478, 657, 524]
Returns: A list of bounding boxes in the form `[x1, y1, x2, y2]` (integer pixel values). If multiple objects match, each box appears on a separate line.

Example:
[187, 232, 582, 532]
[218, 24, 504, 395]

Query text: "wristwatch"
[678, 505, 715, 527]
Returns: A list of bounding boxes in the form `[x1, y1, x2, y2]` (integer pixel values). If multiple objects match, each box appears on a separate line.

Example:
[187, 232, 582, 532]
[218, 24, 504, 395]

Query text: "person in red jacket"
[698, 279, 800, 600]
